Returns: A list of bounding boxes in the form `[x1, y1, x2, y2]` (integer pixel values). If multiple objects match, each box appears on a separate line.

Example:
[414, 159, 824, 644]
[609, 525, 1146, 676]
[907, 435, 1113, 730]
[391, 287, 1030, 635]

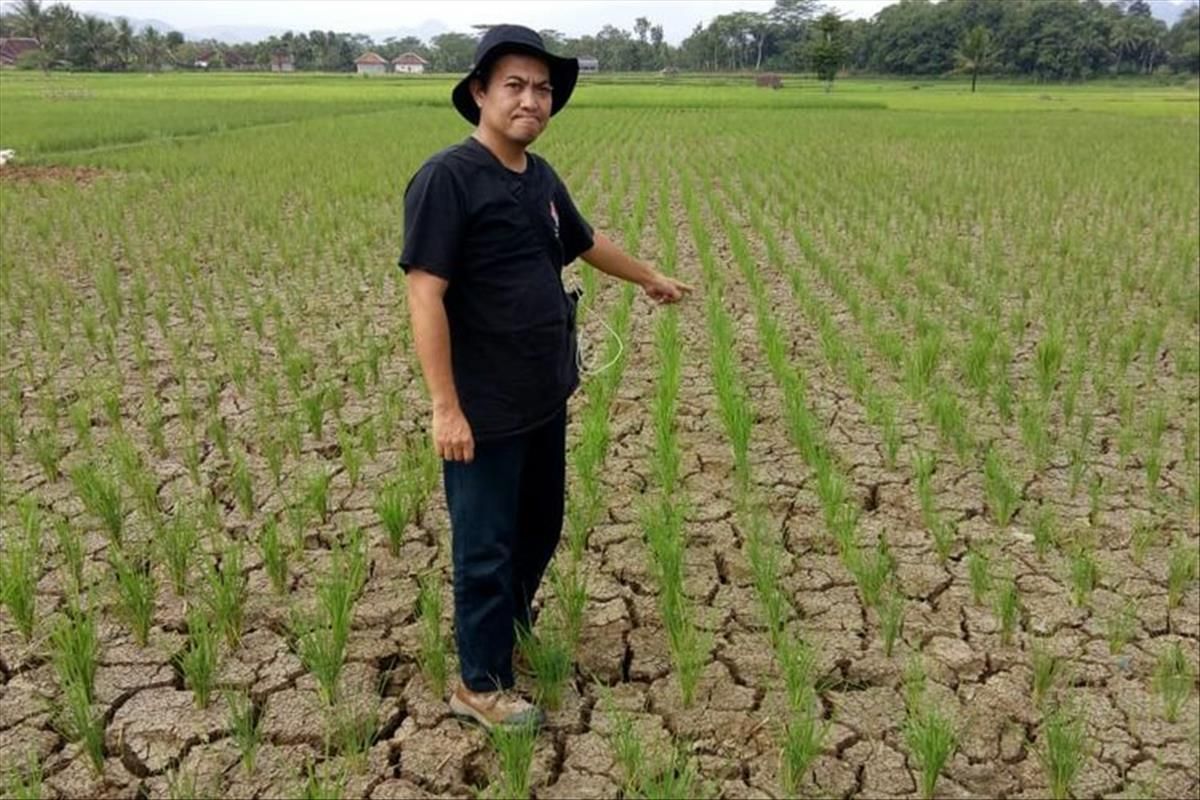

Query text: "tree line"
[2, 0, 1197, 80]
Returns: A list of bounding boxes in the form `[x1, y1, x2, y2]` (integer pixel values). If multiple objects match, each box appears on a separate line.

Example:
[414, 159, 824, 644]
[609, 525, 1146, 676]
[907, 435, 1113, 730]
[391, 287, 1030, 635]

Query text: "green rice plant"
[296, 534, 361, 706]
[928, 385, 970, 458]
[0, 406, 18, 455]
[963, 323, 994, 397]
[777, 634, 819, 713]
[1, 498, 41, 641]
[1166, 539, 1198, 609]
[604, 694, 644, 792]
[262, 435, 285, 488]
[306, 467, 333, 524]
[1152, 643, 1195, 723]
[27, 427, 62, 482]
[904, 328, 942, 400]
[992, 373, 1014, 422]
[375, 477, 413, 556]
[1018, 398, 1051, 468]
[1031, 504, 1058, 561]
[1130, 519, 1159, 565]
[230, 453, 255, 516]
[292, 607, 347, 707]
[338, 427, 363, 489]
[50, 599, 98, 704]
[515, 624, 572, 711]
[158, 505, 198, 596]
[1031, 641, 1066, 708]
[967, 544, 991, 605]
[298, 759, 344, 800]
[879, 589, 906, 657]
[636, 745, 711, 800]
[993, 576, 1021, 646]
[109, 547, 156, 646]
[301, 386, 327, 439]
[779, 687, 827, 795]
[71, 462, 124, 545]
[904, 706, 957, 800]
[259, 516, 290, 594]
[207, 414, 231, 463]
[548, 560, 587, 648]
[1038, 704, 1087, 800]
[416, 572, 447, 698]
[1106, 598, 1137, 655]
[1067, 546, 1099, 607]
[984, 446, 1020, 527]
[179, 608, 219, 708]
[145, 398, 167, 457]
[852, 537, 895, 609]
[2, 752, 43, 800]
[327, 701, 378, 774]
[53, 515, 84, 595]
[224, 689, 262, 772]
[183, 438, 202, 487]
[54, 678, 105, 773]
[1060, 353, 1085, 425]
[484, 720, 538, 799]
[1034, 324, 1065, 398]
[204, 541, 247, 647]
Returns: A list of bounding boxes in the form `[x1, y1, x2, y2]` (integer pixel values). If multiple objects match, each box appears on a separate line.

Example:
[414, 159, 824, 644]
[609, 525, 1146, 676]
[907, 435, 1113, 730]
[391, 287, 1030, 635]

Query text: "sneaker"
[449, 684, 545, 731]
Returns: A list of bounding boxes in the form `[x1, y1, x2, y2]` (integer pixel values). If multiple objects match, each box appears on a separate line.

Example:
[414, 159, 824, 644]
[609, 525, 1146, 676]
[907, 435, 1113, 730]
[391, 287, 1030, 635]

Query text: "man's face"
[471, 53, 552, 147]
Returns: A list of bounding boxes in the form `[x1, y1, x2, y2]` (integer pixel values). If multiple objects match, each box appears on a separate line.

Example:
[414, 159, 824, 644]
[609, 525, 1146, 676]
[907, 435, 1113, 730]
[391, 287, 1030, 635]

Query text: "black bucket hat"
[451, 25, 579, 125]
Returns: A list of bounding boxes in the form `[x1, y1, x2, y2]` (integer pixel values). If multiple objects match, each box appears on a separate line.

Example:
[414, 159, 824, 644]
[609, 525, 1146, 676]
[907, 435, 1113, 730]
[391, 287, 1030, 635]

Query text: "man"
[398, 25, 691, 731]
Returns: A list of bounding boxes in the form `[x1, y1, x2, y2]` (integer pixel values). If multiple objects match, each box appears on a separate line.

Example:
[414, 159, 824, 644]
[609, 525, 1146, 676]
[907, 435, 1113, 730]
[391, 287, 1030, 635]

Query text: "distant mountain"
[85, 10, 179, 34]
[182, 24, 290, 44]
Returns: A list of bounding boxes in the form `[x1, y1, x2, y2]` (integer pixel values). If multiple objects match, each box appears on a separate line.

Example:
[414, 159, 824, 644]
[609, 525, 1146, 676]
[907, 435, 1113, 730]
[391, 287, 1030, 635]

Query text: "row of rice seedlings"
[705, 174, 880, 619]
[599, 685, 712, 800]
[723, 166, 1005, 579]
[291, 527, 367, 705]
[1038, 703, 1087, 800]
[481, 721, 539, 800]
[681, 172, 830, 792]
[643, 178, 709, 708]
[49, 596, 105, 771]
[373, 435, 438, 556]
[0, 497, 42, 642]
[901, 658, 958, 800]
[416, 570, 448, 698]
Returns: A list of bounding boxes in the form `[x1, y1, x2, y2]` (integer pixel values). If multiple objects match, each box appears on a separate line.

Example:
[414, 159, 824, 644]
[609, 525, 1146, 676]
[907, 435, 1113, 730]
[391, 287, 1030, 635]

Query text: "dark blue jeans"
[443, 405, 567, 692]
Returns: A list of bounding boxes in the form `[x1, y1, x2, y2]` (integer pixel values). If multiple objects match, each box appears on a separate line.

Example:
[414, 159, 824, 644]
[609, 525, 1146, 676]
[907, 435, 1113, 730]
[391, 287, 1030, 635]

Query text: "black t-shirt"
[398, 136, 595, 442]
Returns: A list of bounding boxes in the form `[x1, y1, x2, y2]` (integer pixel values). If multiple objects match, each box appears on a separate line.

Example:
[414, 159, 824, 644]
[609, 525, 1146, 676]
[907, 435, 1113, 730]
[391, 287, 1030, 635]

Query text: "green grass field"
[1, 71, 1198, 799]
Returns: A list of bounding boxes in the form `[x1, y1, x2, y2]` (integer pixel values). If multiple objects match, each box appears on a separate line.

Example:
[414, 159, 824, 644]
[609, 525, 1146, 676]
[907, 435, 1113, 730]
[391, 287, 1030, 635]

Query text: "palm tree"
[955, 25, 994, 93]
[1110, 18, 1139, 75]
[138, 25, 169, 71]
[78, 14, 117, 70]
[113, 16, 135, 70]
[7, 0, 46, 43]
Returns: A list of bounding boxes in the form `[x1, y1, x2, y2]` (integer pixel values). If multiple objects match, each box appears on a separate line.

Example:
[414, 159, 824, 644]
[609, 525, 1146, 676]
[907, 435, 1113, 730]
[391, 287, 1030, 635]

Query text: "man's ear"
[469, 76, 485, 107]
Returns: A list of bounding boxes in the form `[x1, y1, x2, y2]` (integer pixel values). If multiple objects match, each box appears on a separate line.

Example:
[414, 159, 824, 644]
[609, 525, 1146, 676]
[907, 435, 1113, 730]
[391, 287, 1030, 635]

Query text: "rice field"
[1, 71, 1198, 799]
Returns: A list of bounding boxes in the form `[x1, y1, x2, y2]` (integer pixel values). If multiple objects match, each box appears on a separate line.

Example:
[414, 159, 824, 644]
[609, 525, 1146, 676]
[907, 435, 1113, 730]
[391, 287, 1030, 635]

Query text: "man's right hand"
[433, 404, 475, 463]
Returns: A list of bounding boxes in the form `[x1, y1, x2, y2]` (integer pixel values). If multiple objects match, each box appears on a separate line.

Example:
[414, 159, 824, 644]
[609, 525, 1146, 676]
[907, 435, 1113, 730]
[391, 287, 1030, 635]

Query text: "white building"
[355, 52, 388, 75]
[391, 52, 428, 74]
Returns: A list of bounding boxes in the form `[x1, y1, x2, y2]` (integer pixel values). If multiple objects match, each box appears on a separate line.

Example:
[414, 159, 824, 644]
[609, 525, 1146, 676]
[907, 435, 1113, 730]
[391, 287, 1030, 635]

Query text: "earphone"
[569, 284, 624, 377]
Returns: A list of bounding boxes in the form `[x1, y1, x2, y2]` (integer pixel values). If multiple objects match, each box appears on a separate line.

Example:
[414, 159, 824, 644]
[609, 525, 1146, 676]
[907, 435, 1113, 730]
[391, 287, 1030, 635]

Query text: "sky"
[67, 0, 897, 44]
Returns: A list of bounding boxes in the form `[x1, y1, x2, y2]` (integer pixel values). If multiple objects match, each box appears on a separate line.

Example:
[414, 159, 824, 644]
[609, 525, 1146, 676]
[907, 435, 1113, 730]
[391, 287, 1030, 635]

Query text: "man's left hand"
[642, 271, 694, 305]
